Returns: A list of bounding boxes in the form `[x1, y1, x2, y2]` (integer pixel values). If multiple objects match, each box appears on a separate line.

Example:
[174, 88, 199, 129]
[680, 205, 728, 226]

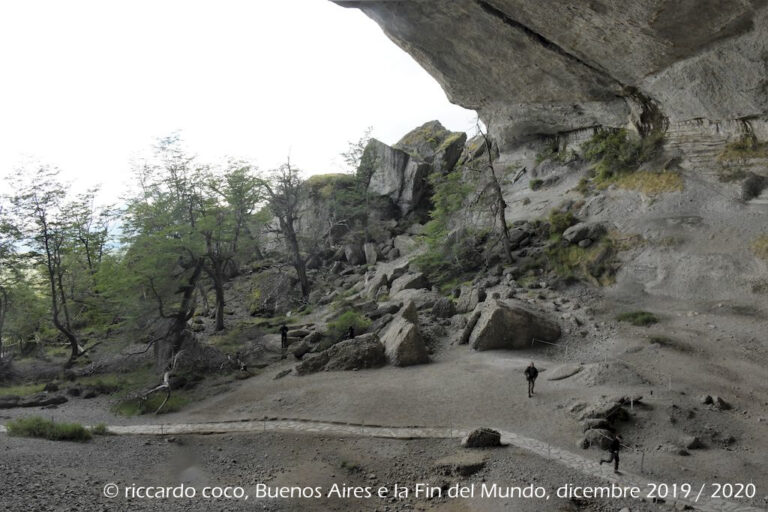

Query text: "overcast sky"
[0, 0, 476, 200]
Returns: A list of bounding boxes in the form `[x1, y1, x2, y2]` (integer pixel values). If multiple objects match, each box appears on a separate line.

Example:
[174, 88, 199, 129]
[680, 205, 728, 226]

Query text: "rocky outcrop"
[295, 334, 386, 375]
[336, 0, 768, 145]
[380, 301, 429, 366]
[364, 121, 466, 215]
[468, 300, 561, 351]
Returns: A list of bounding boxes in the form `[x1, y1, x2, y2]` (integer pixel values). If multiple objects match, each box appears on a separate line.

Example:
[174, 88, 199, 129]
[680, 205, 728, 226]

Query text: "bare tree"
[473, 121, 515, 264]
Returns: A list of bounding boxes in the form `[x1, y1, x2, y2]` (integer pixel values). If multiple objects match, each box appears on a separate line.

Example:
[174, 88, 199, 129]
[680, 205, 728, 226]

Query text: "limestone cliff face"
[335, 0, 768, 144]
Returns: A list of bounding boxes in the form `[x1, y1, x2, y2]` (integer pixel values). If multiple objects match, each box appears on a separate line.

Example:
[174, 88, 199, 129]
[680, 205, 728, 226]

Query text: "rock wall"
[335, 0, 768, 146]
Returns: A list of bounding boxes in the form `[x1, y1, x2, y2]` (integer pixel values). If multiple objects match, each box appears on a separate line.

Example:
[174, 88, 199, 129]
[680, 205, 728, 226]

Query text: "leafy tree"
[258, 160, 310, 300]
[0, 201, 20, 355]
[199, 162, 262, 330]
[123, 136, 208, 365]
[10, 167, 94, 366]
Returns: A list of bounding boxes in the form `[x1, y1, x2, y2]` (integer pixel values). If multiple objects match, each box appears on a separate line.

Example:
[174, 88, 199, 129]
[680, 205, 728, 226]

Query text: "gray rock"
[459, 310, 482, 345]
[17, 393, 68, 408]
[562, 222, 606, 244]
[468, 300, 561, 351]
[712, 396, 732, 410]
[393, 234, 418, 255]
[456, 285, 486, 314]
[462, 427, 502, 448]
[379, 305, 429, 366]
[400, 300, 419, 323]
[431, 297, 456, 318]
[292, 340, 312, 360]
[390, 272, 428, 295]
[344, 244, 366, 266]
[683, 435, 705, 450]
[295, 335, 386, 375]
[340, 0, 768, 141]
[363, 242, 378, 265]
[547, 364, 583, 381]
[365, 272, 389, 298]
[581, 419, 612, 432]
[580, 428, 613, 450]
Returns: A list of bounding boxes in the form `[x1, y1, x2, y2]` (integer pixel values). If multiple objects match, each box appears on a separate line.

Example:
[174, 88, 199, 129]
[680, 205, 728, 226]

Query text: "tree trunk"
[281, 219, 310, 300]
[213, 276, 225, 332]
[482, 134, 514, 264]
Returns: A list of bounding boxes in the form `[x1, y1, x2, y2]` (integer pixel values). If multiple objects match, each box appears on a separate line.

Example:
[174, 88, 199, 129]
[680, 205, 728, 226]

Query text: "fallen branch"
[138, 350, 184, 415]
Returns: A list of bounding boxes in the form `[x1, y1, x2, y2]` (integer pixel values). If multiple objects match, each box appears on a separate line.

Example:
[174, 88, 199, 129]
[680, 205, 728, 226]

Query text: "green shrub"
[575, 176, 590, 195]
[327, 311, 371, 341]
[0, 383, 45, 397]
[529, 179, 544, 191]
[90, 423, 113, 435]
[616, 311, 659, 326]
[545, 239, 617, 286]
[582, 128, 664, 184]
[7, 416, 92, 442]
[113, 393, 189, 416]
[548, 209, 577, 237]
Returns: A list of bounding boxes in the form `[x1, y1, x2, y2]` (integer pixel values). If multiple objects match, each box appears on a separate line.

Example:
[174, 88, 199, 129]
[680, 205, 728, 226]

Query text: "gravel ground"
[0, 431, 672, 512]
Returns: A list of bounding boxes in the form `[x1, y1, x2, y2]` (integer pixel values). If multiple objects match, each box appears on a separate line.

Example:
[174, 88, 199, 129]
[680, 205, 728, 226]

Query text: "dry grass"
[718, 135, 768, 162]
[614, 171, 684, 196]
[752, 235, 768, 260]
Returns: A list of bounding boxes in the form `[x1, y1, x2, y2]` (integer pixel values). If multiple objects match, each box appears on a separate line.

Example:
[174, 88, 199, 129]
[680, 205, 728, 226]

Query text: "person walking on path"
[600, 434, 622, 473]
[524, 361, 538, 398]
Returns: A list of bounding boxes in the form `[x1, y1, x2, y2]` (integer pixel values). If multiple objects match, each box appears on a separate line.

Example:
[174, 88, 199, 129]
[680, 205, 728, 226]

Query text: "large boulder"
[578, 428, 614, 450]
[456, 285, 487, 314]
[468, 300, 561, 351]
[462, 427, 502, 448]
[431, 297, 456, 318]
[390, 272, 429, 295]
[363, 242, 378, 265]
[364, 136, 435, 216]
[295, 334, 386, 375]
[365, 271, 389, 298]
[380, 301, 429, 366]
[344, 243, 366, 266]
[562, 222, 606, 245]
[393, 234, 418, 255]
[394, 120, 454, 162]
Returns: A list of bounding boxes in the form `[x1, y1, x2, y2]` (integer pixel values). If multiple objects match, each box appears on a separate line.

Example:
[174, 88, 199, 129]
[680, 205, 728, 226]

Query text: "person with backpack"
[600, 433, 622, 473]
[524, 361, 538, 398]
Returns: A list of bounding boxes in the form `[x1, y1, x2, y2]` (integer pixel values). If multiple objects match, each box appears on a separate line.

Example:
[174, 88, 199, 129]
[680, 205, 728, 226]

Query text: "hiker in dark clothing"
[524, 361, 538, 398]
[347, 326, 355, 340]
[280, 324, 289, 351]
[600, 434, 622, 473]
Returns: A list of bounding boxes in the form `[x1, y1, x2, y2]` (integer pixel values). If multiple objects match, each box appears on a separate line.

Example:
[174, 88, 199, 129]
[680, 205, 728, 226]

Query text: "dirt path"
[2, 417, 762, 512]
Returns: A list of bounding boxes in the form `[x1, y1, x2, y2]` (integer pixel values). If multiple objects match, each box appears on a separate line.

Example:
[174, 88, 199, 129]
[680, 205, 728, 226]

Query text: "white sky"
[0, 0, 476, 201]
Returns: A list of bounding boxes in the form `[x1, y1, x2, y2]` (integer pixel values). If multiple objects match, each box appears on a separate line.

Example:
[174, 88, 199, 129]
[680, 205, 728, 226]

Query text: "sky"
[0, 0, 476, 201]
